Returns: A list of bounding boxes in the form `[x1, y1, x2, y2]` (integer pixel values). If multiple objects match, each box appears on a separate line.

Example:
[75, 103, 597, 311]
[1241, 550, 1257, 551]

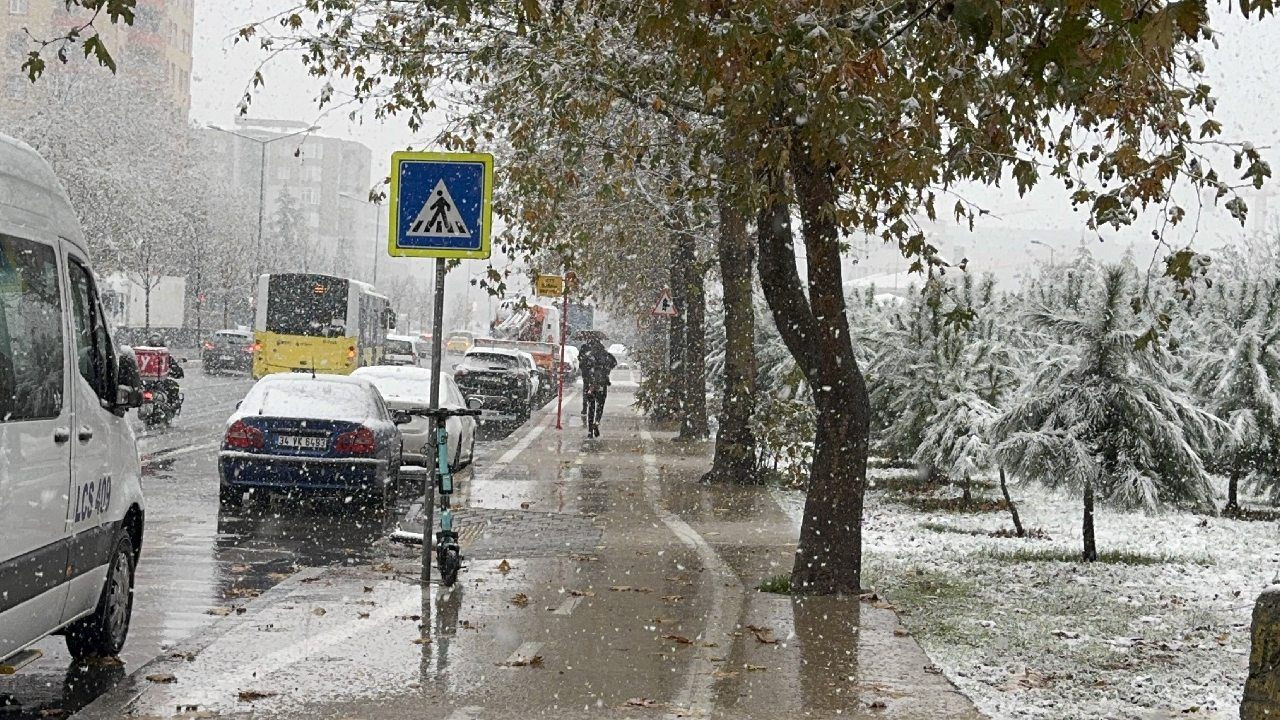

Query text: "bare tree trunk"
[961, 475, 973, 505]
[144, 281, 152, 334]
[681, 260, 709, 439]
[703, 185, 758, 483]
[1082, 479, 1098, 562]
[999, 467, 1025, 537]
[1226, 468, 1241, 514]
[757, 143, 869, 595]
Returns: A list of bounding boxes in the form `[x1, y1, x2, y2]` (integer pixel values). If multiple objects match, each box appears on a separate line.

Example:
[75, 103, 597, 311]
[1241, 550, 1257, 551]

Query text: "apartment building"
[1, 0, 194, 118]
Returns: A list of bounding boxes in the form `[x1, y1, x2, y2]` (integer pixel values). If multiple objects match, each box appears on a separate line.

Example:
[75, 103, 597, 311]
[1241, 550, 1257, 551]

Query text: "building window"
[7, 31, 25, 58]
[300, 188, 318, 205]
[9, 0, 29, 15]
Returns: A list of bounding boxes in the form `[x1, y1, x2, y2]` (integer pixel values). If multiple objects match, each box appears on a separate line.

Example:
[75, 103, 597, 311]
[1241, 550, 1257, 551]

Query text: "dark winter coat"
[580, 340, 617, 389]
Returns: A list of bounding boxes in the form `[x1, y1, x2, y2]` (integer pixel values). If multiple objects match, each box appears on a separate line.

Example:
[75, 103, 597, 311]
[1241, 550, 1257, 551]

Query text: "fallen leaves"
[357, 612, 371, 619]
[610, 586, 652, 593]
[511, 593, 530, 607]
[311, 607, 327, 616]
[568, 589, 595, 597]
[661, 595, 684, 603]
[661, 634, 693, 644]
[412, 637, 431, 645]
[372, 562, 395, 572]
[499, 655, 543, 668]
[744, 664, 767, 671]
[237, 690, 277, 702]
[205, 607, 233, 617]
[497, 559, 512, 574]
[625, 697, 658, 708]
[746, 624, 777, 644]
[145, 673, 177, 684]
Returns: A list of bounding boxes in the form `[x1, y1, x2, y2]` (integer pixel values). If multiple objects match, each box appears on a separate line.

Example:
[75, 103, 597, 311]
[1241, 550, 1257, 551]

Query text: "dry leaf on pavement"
[625, 698, 657, 708]
[746, 625, 777, 644]
[512, 593, 530, 607]
[237, 690, 277, 702]
[205, 607, 233, 617]
[311, 607, 326, 616]
[145, 673, 177, 684]
[569, 589, 595, 597]
[662, 634, 693, 644]
[499, 655, 543, 668]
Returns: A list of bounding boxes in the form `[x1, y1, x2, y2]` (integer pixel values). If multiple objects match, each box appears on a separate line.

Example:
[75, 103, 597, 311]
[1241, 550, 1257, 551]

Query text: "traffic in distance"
[0, 135, 625, 693]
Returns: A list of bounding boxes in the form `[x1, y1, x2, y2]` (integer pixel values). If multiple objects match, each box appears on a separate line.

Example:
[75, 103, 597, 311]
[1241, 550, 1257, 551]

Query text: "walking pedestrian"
[579, 335, 617, 438]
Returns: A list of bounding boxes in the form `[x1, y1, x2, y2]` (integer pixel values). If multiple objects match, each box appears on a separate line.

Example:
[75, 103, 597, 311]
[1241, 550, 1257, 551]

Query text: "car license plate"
[278, 435, 327, 450]
[219, 354, 234, 361]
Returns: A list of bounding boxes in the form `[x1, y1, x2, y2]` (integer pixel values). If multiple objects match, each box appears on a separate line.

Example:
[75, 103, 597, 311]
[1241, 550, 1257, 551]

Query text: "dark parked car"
[218, 374, 405, 511]
[202, 329, 254, 374]
[453, 348, 536, 427]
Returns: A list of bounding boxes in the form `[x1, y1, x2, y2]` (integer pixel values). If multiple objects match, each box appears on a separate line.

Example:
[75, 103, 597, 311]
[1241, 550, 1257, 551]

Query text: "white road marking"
[501, 641, 544, 667]
[142, 441, 218, 463]
[445, 707, 486, 720]
[552, 596, 581, 616]
[475, 391, 579, 482]
[639, 427, 743, 719]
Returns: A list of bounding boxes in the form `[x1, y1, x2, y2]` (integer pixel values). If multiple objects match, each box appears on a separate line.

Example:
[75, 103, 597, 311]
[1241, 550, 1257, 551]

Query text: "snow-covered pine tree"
[1190, 247, 1280, 512]
[994, 265, 1221, 561]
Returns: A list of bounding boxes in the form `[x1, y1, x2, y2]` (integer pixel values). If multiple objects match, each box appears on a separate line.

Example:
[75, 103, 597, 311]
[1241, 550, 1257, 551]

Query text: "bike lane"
[75, 374, 979, 719]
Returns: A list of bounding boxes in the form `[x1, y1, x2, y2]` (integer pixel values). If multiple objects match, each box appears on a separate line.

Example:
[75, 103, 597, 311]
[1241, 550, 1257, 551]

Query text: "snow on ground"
[774, 470, 1280, 720]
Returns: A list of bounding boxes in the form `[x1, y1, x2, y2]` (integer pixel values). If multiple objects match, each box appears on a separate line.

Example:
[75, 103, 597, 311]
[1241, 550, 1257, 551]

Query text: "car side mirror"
[235, 400, 242, 410]
[393, 410, 413, 425]
[466, 397, 483, 410]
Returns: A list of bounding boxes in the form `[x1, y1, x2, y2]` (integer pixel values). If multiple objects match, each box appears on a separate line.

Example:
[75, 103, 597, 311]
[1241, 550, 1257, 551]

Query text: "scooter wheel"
[440, 547, 462, 587]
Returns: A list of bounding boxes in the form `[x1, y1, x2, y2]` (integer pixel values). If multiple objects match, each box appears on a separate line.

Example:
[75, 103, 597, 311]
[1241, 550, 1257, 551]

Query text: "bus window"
[266, 274, 349, 338]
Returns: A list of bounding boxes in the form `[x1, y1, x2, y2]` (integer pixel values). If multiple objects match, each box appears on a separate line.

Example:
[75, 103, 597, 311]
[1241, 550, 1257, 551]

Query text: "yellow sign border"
[387, 151, 494, 260]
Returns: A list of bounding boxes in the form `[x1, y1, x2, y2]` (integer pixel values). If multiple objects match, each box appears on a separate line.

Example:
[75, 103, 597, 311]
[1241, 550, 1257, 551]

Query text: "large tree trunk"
[703, 186, 758, 483]
[1082, 479, 1098, 562]
[1226, 468, 1241, 514]
[681, 259, 709, 440]
[757, 142, 869, 595]
[999, 467, 1025, 537]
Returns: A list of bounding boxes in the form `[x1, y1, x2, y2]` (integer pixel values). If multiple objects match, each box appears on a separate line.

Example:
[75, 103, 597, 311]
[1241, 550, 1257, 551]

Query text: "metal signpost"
[387, 150, 494, 583]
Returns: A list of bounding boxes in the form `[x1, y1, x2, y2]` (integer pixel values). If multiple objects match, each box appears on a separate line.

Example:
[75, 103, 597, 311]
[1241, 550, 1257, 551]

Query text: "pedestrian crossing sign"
[388, 151, 493, 259]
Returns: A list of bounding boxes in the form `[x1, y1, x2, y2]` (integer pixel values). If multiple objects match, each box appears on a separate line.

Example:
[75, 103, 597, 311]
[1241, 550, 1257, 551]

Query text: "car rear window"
[462, 352, 519, 370]
[213, 333, 249, 347]
[241, 379, 377, 421]
[386, 339, 414, 355]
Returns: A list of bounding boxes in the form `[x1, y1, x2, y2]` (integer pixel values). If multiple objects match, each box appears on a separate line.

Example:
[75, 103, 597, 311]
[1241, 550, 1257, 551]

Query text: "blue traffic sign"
[387, 151, 493, 260]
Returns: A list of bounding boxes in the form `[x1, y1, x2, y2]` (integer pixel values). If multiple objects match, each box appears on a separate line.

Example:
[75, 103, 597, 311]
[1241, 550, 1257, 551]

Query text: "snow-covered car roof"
[0, 131, 88, 253]
[465, 347, 524, 359]
[232, 373, 383, 422]
[386, 333, 419, 344]
[352, 366, 456, 407]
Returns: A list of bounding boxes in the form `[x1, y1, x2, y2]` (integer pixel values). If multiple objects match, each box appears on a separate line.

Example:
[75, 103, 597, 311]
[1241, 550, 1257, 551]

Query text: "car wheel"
[65, 533, 136, 659]
[219, 482, 243, 508]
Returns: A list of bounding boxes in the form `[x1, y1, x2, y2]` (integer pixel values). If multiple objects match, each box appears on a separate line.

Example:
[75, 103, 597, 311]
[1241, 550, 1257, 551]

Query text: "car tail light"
[203, 342, 215, 350]
[336, 426, 376, 455]
[142, 390, 154, 402]
[225, 420, 264, 449]
[348, 346, 357, 361]
[251, 342, 262, 353]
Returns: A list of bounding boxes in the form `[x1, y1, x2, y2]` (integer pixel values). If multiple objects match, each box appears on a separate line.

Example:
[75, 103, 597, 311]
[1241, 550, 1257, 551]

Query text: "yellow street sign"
[536, 274, 565, 297]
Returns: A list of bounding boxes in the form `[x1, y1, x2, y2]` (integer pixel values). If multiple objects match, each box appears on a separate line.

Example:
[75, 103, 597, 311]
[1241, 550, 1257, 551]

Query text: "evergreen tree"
[1190, 249, 1280, 512]
[994, 266, 1220, 561]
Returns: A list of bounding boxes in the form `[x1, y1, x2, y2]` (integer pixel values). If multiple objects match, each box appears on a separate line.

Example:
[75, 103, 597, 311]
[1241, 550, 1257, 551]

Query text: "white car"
[1, 132, 146, 666]
[353, 366, 477, 470]
[383, 334, 419, 366]
[517, 350, 543, 400]
[607, 343, 630, 369]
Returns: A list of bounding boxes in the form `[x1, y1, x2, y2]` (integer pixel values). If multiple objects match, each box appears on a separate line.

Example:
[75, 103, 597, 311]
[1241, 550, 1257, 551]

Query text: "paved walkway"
[76, 374, 980, 719]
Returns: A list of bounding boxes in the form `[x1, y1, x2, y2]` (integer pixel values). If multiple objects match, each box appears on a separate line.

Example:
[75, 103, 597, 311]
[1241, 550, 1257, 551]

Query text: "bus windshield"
[265, 274, 350, 338]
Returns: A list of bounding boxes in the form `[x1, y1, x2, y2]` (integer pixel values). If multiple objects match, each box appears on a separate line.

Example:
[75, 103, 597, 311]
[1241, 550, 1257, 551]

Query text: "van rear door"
[0, 232, 73, 659]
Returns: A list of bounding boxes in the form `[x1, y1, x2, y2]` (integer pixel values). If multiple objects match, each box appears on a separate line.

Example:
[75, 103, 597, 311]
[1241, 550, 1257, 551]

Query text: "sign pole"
[424, 257, 447, 582]
[556, 285, 568, 430]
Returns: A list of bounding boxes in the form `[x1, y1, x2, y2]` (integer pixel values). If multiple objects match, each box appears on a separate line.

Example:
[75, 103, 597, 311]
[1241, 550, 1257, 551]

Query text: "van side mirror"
[114, 353, 144, 412]
[466, 397, 483, 410]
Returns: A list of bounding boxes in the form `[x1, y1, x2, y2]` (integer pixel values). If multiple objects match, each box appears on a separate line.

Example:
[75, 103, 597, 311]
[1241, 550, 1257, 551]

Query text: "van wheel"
[65, 533, 136, 659]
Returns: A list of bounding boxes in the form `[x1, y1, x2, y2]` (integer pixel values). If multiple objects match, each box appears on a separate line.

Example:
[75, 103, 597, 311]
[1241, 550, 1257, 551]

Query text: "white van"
[0, 132, 145, 667]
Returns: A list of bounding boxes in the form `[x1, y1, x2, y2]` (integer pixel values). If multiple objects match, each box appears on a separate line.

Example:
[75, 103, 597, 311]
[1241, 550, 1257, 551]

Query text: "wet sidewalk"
[75, 377, 980, 720]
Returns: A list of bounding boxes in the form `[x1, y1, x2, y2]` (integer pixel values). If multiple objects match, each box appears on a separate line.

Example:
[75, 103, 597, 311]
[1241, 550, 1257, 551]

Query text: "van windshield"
[0, 234, 64, 423]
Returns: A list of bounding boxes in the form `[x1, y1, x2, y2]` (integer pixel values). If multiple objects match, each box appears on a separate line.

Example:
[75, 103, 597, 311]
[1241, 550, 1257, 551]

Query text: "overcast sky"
[191, 2, 1280, 275]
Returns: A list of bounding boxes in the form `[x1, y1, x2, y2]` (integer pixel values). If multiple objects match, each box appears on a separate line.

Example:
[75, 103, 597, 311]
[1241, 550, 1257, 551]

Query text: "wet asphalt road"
[0, 361, 503, 718]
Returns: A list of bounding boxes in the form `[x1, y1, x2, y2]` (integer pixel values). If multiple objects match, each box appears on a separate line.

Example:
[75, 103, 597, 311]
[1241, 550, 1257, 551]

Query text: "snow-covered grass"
[776, 472, 1279, 720]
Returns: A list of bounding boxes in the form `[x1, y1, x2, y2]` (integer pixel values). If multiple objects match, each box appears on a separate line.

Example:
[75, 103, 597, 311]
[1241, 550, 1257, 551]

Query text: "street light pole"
[207, 124, 320, 280]
[1029, 239, 1055, 266]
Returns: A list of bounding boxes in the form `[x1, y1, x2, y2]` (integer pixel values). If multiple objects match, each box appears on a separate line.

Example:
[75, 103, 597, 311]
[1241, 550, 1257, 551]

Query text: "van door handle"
[78, 427, 94, 442]
[53, 427, 71, 444]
